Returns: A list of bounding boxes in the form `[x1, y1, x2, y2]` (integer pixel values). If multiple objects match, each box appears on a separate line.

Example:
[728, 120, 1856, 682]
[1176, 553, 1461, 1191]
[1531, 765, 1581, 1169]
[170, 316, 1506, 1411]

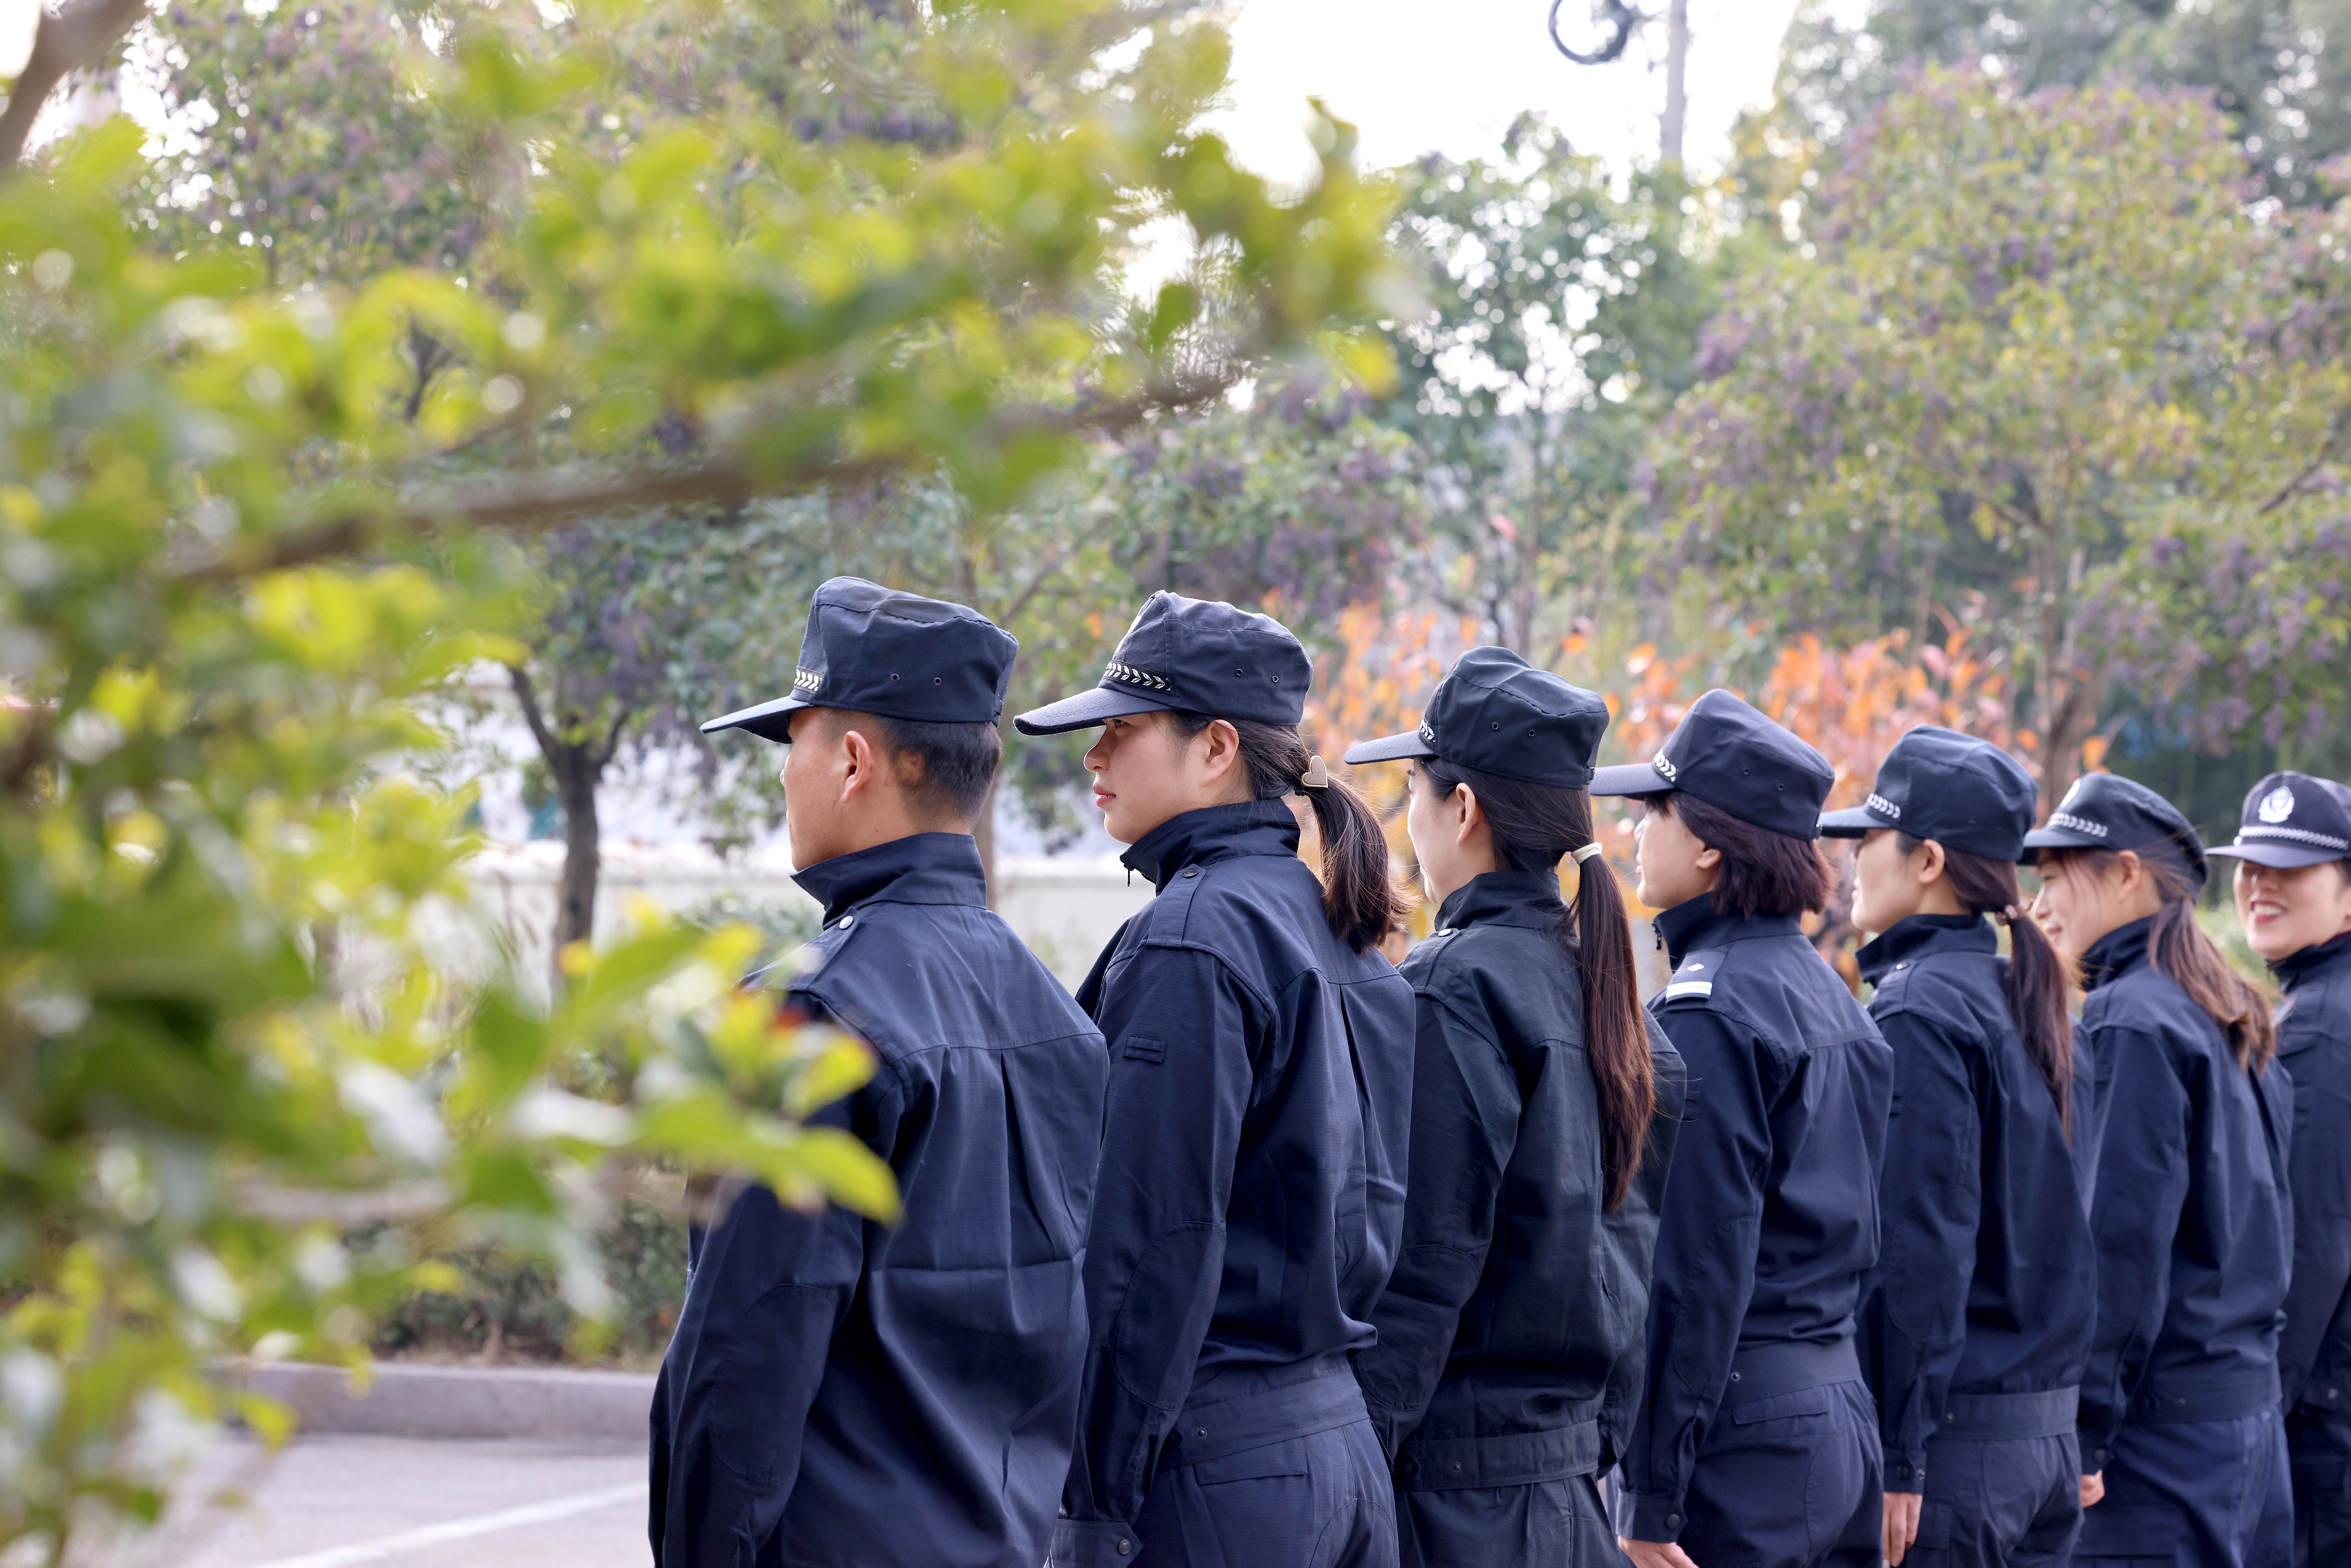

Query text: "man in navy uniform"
[2212, 772, 2351, 1567]
[650, 577, 1109, 1568]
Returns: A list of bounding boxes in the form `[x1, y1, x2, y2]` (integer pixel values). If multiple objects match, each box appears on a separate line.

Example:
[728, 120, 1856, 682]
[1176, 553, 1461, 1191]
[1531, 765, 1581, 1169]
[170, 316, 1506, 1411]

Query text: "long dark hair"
[2046, 847, 2278, 1072]
[1423, 759, 1657, 1211]
[1898, 833, 2077, 1135]
[1168, 712, 1402, 953]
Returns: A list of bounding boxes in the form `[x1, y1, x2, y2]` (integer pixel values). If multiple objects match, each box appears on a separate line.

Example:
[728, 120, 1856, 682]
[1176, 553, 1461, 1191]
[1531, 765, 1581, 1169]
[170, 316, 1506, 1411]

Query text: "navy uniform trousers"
[1670, 1340, 1882, 1568]
[2075, 1408, 2292, 1568]
[1902, 1390, 2079, 1568]
[1126, 1366, 1395, 1568]
[2288, 1411, 2351, 1567]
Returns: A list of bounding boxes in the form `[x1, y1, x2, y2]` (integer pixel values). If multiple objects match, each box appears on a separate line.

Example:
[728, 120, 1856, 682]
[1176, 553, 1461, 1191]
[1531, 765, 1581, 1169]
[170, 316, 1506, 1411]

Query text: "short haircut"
[1635, 790, 1833, 918]
[821, 709, 1001, 825]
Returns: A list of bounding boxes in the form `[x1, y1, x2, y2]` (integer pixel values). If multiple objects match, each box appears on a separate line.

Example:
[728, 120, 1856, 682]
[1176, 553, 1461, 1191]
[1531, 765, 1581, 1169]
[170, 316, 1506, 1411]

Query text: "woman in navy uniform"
[2025, 771, 2293, 1568]
[1016, 593, 1416, 1568]
[2210, 772, 2351, 1568]
[1819, 728, 2094, 1567]
[653, 580, 1111, 1568]
[1342, 648, 1686, 1568]
[1591, 690, 1895, 1568]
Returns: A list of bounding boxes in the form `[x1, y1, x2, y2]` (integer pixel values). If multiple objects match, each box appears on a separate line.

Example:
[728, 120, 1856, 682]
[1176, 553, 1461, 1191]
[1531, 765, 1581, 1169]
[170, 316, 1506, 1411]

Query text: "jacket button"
[836, 914, 854, 929]
[1665, 1513, 1683, 1530]
[1450, 1461, 1462, 1473]
[1728, 1371, 1740, 1382]
[1117, 1540, 1132, 1556]
[1196, 1427, 1207, 1438]
[2331, 1389, 2342, 1400]
[1183, 867, 1199, 878]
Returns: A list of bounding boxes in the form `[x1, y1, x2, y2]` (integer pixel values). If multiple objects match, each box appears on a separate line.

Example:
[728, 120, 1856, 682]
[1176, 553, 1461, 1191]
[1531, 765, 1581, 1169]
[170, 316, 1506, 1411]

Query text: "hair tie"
[1572, 843, 1604, 863]
[1998, 904, 2021, 925]
[1297, 754, 1329, 792]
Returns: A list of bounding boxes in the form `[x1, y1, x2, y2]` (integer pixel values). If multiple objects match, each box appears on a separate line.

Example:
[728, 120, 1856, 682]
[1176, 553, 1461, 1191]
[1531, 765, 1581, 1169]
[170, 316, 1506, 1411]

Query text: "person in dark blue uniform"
[650, 578, 1110, 1568]
[2210, 772, 2351, 1568]
[1591, 690, 1894, 1568]
[1818, 728, 2093, 1567]
[1015, 592, 1416, 1568]
[2025, 771, 2293, 1568]
[1341, 648, 1687, 1568]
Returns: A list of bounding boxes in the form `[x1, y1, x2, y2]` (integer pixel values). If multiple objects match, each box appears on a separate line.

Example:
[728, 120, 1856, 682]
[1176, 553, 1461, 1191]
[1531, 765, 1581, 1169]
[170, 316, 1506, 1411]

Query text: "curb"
[231, 1361, 655, 1443]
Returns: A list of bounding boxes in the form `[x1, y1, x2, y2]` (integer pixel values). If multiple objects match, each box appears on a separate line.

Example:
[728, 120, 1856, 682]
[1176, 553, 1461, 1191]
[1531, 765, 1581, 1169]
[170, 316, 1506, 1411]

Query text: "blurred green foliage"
[0, 0, 1402, 1559]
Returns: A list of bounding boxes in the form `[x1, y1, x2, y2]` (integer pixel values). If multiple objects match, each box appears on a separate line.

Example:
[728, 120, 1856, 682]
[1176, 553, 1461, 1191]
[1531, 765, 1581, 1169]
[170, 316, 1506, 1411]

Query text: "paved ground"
[127, 1434, 647, 1568]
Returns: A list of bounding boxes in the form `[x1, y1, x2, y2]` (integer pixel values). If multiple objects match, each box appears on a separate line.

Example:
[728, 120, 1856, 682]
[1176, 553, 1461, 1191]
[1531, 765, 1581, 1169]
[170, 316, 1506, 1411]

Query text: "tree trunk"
[552, 749, 602, 962]
[974, 757, 1000, 910]
[1659, 0, 1690, 169]
[507, 663, 625, 997]
[2031, 533, 2094, 811]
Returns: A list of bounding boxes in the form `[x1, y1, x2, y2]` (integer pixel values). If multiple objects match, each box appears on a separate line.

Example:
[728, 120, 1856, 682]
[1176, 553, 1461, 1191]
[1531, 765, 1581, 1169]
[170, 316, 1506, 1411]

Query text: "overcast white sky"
[4, 0, 1819, 177]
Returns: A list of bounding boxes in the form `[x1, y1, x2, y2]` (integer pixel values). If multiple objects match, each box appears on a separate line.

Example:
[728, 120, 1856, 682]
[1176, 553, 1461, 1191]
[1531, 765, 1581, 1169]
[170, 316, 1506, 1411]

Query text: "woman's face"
[1632, 797, 1718, 911]
[1849, 828, 1925, 936]
[1081, 711, 1242, 845]
[2029, 851, 2154, 962]
[1403, 763, 1491, 907]
[2234, 858, 2351, 962]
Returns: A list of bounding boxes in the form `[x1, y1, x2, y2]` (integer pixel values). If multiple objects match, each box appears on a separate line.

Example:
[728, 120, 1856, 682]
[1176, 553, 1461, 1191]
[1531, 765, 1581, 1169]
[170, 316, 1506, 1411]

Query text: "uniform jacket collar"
[790, 832, 988, 925]
[1433, 870, 1565, 934]
[2274, 929, 2351, 993]
[1120, 798, 1301, 893]
[1856, 913, 1995, 987]
[2078, 914, 2154, 994]
[1653, 892, 1803, 968]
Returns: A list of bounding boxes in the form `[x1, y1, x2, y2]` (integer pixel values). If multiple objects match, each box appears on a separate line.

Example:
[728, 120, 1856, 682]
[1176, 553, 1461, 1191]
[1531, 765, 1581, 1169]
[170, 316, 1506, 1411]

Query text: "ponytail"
[1169, 712, 1404, 953]
[1424, 759, 1657, 1211]
[1901, 834, 2077, 1135]
[2043, 847, 2278, 1072]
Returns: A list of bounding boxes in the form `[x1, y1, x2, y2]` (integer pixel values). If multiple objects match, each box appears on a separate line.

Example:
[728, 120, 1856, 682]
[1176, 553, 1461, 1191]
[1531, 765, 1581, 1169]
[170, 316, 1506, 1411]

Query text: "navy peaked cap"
[699, 577, 1017, 742]
[1818, 725, 2037, 862]
[2022, 771, 2208, 890]
[1587, 687, 1834, 839]
[1343, 646, 1609, 787]
[1012, 591, 1310, 735]
[2208, 771, 2351, 870]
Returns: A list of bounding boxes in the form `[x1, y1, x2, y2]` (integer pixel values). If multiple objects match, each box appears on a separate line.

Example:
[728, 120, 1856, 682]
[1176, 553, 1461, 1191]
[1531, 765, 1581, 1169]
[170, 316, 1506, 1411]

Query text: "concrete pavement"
[132, 1433, 647, 1568]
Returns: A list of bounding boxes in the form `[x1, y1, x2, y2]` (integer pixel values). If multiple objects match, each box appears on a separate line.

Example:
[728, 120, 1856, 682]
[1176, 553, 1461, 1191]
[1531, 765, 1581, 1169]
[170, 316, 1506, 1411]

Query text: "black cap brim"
[1817, 804, 1897, 839]
[701, 694, 814, 743]
[1342, 730, 1437, 766]
[2020, 825, 2110, 860]
[1011, 685, 1172, 737]
[1588, 761, 1674, 797]
[2209, 840, 2350, 870]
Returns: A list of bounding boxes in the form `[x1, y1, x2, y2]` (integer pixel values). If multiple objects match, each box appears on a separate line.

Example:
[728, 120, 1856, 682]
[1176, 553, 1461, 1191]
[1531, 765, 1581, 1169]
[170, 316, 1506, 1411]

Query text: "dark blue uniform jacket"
[2276, 930, 2351, 1416]
[1056, 800, 1416, 1563]
[1617, 894, 1894, 1542]
[2074, 915, 2294, 1472]
[649, 833, 1108, 1568]
[1354, 872, 1687, 1487]
[1854, 914, 2094, 1492]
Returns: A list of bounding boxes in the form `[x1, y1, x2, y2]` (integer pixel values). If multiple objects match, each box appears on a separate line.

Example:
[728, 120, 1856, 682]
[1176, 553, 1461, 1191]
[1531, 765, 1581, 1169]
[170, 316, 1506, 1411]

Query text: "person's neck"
[796, 804, 960, 868]
[1423, 847, 1501, 907]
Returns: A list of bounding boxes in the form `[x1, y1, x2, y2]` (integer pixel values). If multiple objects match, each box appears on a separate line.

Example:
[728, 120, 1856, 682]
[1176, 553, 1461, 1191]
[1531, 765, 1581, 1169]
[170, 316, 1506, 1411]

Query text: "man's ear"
[837, 725, 879, 802]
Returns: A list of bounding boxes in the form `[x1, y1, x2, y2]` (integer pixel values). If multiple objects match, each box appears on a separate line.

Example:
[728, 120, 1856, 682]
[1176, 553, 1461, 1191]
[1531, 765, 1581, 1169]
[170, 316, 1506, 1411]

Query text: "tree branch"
[505, 662, 559, 760]
[172, 369, 1241, 586]
[0, 0, 145, 172]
